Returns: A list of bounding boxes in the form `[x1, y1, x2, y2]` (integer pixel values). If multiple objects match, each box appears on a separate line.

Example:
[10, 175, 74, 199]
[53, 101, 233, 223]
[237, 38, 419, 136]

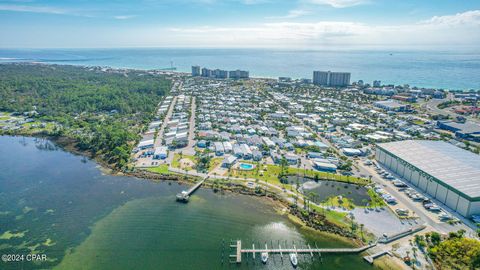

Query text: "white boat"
[261, 252, 268, 264]
[439, 213, 453, 220]
[289, 253, 298, 267]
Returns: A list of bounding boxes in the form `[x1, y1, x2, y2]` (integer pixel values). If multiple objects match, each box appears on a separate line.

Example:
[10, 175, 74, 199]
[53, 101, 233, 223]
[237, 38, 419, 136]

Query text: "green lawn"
[22, 121, 56, 133]
[172, 153, 196, 170]
[146, 164, 170, 174]
[288, 167, 370, 185]
[227, 162, 282, 183]
[367, 188, 386, 207]
[308, 203, 349, 227]
[321, 196, 356, 210]
[413, 120, 425, 125]
[208, 157, 223, 172]
[226, 162, 369, 186]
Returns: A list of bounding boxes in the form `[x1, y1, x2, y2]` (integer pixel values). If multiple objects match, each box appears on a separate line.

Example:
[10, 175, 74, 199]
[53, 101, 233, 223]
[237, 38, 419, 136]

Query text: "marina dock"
[176, 176, 208, 202]
[229, 240, 377, 264]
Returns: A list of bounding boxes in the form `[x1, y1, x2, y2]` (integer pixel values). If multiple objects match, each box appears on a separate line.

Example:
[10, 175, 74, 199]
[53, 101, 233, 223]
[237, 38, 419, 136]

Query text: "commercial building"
[374, 100, 409, 112]
[138, 139, 154, 149]
[213, 69, 228, 79]
[191, 66, 201, 76]
[312, 160, 337, 172]
[376, 140, 480, 218]
[153, 146, 168, 159]
[229, 69, 249, 79]
[437, 120, 480, 142]
[313, 71, 351, 87]
[201, 68, 213, 77]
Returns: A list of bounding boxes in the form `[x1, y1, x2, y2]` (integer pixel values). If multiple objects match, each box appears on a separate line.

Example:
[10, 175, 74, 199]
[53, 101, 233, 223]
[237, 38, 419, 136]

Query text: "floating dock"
[230, 240, 376, 263]
[176, 176, 208, 202]
[364, 250, 392, 264]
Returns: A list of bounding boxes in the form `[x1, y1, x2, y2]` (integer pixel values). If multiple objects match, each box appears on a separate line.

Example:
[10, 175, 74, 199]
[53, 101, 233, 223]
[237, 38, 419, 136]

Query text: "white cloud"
[306, 0, 369, 8]
[114, 15, 136, 20]
[0, 4, 96, 17]
[242, 0, 270, 4]
[1, 8, 479, 49]
[167, 21, 367, 47]
[163, 10, 480, 48]
[266, 9, 311, 19]
[420, 10, 480, 26]
[0, 4, 68, 14]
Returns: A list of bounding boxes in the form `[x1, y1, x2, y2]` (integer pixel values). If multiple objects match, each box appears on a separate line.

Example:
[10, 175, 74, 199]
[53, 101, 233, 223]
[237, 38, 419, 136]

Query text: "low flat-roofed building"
[374, 100, 409, 111]
[313, 160, 337, 172]
[376, 140, 480, 218]
[138, 139, 154, 149]
[342, 148, 363, 156]
[153, 146, 168, 159]
[222, 155, 237, 168]
[437, 120, 480, 142]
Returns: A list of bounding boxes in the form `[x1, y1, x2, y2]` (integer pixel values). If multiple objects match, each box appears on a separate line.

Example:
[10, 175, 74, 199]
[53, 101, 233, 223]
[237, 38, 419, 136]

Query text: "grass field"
[146, 164, 170, 174]
[321, 196, 356, 210]
[171, 153, 196, 170]
[208, 157, 223, 172]
[226, 161, 369, 186]
[22, 121, 56, 133]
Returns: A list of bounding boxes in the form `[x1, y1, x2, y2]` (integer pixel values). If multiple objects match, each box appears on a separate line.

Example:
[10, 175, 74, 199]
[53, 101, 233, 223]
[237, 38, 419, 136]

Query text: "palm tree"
[350, 214, 356, 232]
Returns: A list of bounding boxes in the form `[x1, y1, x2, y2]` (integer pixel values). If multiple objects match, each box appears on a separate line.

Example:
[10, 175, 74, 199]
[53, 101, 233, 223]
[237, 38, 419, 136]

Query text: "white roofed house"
[233, 144, 243, 158]
[153, 146, 168, 159]
[214, 142, 225, 156]
[262, 137, 276, 148]
[223, 141, 233, 153]
[222, 155, 237, 168]
[252, 150, 263, 161]
[285, 154, 299, 165]
[138, 139, 154, 149]
[342, 148, 363, 156]
[240, 144, 252, 159]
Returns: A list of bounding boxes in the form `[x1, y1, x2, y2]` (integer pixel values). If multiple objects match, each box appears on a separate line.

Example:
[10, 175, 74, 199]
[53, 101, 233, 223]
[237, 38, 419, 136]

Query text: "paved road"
[155, 96, 177, 148]
[183, 96, 196, 156]
[422, 94, 480, 124]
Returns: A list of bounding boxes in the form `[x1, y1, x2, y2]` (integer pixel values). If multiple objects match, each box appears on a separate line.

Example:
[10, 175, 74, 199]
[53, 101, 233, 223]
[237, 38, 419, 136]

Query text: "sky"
[0, 0, 479, 49]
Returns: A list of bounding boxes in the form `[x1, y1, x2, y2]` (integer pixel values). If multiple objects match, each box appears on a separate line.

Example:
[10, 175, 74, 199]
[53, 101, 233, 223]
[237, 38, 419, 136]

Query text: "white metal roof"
[377, 140, 480, 199]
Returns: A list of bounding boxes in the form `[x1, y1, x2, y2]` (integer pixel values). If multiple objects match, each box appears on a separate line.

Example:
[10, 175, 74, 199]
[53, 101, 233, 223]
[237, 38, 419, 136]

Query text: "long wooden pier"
[230, 240, 376, 263]
[176, 176, 208, 202]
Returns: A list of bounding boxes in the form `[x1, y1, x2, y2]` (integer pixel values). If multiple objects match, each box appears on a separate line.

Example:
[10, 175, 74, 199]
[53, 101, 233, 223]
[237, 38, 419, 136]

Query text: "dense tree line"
[0, 63, 170, 168]
[426, 230, 480, 270]
[0, 63, 168, 115]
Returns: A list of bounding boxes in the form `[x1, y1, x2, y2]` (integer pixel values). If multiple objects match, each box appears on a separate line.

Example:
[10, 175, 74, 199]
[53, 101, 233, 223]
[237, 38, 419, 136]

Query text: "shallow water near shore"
[0, 136, 376, 269]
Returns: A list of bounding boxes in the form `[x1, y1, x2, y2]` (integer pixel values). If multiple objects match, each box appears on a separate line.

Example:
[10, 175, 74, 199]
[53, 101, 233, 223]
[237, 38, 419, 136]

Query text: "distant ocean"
[1, 48, 479, 90]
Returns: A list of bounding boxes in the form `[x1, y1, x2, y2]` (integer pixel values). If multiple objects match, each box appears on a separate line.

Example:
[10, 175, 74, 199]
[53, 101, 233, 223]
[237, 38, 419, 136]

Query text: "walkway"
[232, 240, 376, 263]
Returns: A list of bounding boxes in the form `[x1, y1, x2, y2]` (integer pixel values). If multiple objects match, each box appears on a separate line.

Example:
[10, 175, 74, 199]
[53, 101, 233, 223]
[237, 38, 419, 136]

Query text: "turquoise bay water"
[1, 48, 479, 90]
[0, 136, 376, 270]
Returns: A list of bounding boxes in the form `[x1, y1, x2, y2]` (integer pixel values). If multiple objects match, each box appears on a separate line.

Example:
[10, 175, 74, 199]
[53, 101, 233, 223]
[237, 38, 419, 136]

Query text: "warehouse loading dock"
[376, 140, 480, 218]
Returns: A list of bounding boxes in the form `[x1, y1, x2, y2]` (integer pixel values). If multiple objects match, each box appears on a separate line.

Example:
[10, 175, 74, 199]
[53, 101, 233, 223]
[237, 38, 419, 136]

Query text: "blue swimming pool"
[239, 163, 254, 170]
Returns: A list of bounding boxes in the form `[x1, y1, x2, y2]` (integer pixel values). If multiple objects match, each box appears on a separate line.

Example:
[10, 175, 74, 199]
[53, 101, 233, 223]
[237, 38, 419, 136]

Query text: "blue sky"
[0, 0, 479, 49]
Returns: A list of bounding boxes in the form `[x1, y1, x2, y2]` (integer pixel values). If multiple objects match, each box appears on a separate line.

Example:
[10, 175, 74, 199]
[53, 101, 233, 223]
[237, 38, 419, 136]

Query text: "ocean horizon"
[1, 48, 479, 90]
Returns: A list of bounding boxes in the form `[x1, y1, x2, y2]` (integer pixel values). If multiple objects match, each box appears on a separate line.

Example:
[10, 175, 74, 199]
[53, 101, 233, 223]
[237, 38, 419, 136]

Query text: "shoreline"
[0, 60, 476, 91]
[1, 133, 368, 248]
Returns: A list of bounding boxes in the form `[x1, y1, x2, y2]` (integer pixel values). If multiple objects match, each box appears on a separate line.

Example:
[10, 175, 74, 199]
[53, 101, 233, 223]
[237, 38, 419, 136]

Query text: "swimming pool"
[239, 163, 255, 170]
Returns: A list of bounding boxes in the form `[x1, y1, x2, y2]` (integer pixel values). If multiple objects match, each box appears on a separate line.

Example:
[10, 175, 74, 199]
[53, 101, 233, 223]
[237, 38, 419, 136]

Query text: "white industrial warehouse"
[376, 140, 480, 218]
